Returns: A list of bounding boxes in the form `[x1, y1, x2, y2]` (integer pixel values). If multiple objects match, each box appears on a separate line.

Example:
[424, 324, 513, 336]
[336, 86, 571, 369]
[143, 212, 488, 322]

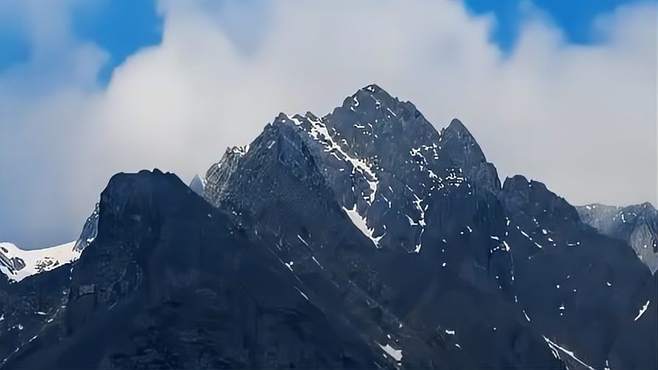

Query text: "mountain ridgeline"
[0, 85, 655, 370]
[577, 203, 658, 273]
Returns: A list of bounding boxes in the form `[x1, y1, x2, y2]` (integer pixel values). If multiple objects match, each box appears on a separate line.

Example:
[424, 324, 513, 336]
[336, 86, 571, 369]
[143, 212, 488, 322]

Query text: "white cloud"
[0, 0, 655, 247]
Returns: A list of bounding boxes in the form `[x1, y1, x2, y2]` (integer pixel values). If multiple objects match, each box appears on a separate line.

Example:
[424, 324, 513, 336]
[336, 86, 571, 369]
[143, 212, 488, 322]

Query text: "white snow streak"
[295, 287, 309, 301]
[343, 206, 383, 247]
[0, 241, 79, 282]
[542, 336, 595, 370]
[291, 114, 386, 248]
[633, 300, 650, 321]
[377, 342, 403, 362]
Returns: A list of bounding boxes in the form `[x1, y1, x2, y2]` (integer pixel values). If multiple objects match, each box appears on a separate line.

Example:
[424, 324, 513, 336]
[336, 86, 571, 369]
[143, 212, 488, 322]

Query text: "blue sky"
[0, 0, 650, 84]
[71, 0, 163, 83]
[0, 0, 163, 83]
[464, 0, 651, 49]
[0, 0, 655, 248]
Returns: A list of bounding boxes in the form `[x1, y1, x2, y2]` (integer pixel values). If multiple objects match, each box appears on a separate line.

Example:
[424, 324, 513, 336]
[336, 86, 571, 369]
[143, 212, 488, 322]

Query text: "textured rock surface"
[1, 170, 380, 370]
[578, 202, 658, 272]
[201, 85, 654, 370]
[1, 85, 655, 370]
[73, 203, 99, 253]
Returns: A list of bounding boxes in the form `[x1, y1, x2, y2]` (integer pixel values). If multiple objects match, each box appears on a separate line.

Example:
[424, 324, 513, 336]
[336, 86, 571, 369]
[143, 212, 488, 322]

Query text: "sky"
[0, 0, 656, 249]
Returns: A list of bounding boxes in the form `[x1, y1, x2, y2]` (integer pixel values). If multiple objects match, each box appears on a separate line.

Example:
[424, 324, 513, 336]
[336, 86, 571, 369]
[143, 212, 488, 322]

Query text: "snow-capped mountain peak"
[0, 241, 79, 283]
[5, 85, 652, 370]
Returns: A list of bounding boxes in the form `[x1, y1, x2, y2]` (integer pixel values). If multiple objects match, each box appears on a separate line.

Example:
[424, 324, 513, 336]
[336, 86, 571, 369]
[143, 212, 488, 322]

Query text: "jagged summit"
[331, 84, 433, 135]
[2, 86, 656, 370]
[195, 85, 654, 370]
[343, 84, 402, 112]
[188, 174, 205, 196]
[501, 174, 533, 189]
[362, 83, 385, 94]
[205, 85, 505, 253]
[440, 118, 500, 193]
[500, 174, 580, 223]
[446, 117, 469, 132]
[442, 118, 481, 153]
[203, 85, 512, 253]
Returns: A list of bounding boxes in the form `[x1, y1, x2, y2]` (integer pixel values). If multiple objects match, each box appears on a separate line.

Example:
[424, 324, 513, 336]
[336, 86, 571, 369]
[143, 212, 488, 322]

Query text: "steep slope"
[0, 261, 72, 367]
[608, 271, 657, 370]
[73, 203, 99, 253]
[202, 87, 561, 369]
[498, 176, 652, 369]
[203, 114, 563, 370]
[206, 85, 503, 254]
[1, 170, 380, 370]
[1, 85, 654, 370]
[202, 84, 654, 370]
[577, 203, 658, 272]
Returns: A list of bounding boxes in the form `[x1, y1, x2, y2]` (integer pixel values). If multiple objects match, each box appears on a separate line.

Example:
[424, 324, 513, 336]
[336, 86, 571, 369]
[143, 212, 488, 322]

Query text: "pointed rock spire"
[189, 174, 206, 196]
[440, 118, 500, 193]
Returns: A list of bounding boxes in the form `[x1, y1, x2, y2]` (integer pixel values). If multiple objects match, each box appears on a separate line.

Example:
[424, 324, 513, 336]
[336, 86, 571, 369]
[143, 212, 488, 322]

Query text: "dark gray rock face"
[0, 264, 72, 366]
[205, 85, 502, 255]
[1, 170, 379, 370]
[200, 85, 654, 370]
[439, 118, 501, 194]
[1, 85, 655, 370]
[74, 203, 99, 253]
[608, 271, 657, 370]
[204, 146, 247, 207]
[497, 176, 652, 370]
[577, 202, 658, 272]
[200, 109, 562, 370]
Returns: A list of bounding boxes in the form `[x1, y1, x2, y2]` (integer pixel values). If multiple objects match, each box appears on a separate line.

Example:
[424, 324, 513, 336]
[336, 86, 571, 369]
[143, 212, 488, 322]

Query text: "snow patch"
[311, 256, 323, 269]
[634, 300, 650, 321]
[299, 114, 379, 205]
[295, 287, 309, 301]
[523, 310, 532, 322]
[377, 342, 403, 362]
[343, 206, 383, 248]
[0, 241, 79, 282]
[542, 336, 595, 370]
[296, 235, 309, 246]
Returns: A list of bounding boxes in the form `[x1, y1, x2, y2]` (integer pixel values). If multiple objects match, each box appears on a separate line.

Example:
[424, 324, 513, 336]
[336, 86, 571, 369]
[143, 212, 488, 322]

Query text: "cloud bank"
[0, 0, 655, 248]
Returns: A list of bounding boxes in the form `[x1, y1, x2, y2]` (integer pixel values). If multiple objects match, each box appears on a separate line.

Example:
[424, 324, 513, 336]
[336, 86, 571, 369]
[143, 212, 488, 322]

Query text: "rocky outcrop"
[578, 202, 658, 272]
[1, 85, 654, 370]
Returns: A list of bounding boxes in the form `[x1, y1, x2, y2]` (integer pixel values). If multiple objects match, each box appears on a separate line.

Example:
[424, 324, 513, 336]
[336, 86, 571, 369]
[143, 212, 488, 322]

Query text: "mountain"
[189, 174, 206, 196]
[0, 242, 79, 283]
[577, 203, 658, 273]
[0, 201, 101, 283]
[0, 85, 655, 370]
[1, 170, 379, 369]
[202, 85, 654, 370]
